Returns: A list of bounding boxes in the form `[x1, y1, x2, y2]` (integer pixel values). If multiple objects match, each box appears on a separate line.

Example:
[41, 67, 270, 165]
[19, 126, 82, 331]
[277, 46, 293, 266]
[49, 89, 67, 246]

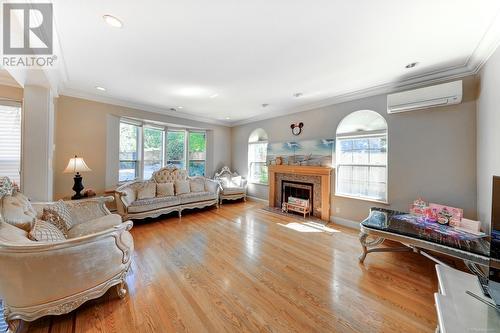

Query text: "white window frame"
[187, 130, 207, 177]
[119, 118, 207, 182]
[248, 140, 268, 185]
[119, 119, 142, 183]
[335, 130, 388, 204]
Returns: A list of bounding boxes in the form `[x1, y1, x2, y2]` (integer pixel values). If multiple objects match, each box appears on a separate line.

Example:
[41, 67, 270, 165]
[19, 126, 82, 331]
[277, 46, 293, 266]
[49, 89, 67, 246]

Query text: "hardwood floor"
[7, 201, 442, 332]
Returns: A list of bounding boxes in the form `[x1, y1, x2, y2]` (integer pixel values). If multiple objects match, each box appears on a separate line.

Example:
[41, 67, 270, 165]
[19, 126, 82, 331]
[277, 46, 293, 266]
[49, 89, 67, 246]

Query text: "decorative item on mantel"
[267, 138, 335, 167]
[63, 155, 92, 200]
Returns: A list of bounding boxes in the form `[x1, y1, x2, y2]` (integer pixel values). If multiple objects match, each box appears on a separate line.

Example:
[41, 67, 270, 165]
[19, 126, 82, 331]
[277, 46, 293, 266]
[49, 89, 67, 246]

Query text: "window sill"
[334, 193, 389, 205]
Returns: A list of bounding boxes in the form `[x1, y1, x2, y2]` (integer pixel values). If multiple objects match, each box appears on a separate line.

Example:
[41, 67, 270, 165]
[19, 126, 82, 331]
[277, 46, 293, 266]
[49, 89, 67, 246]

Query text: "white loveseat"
[114, 166, 220, 220]
[0, 177, 133, 332]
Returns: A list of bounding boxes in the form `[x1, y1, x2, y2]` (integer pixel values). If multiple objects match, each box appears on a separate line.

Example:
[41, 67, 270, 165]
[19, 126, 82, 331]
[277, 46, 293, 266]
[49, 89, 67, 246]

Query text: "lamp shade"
[63, 156, 92, 174]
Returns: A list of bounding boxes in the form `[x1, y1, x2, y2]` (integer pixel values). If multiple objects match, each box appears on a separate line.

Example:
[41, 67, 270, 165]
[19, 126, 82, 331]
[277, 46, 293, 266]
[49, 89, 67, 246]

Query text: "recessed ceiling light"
[225, 117, 231, 120]
[262, 103, 269, 108]
[177, 106, 183, 109]
[95, 86, 106, 91]
[210, 93, 219, 98]
[169, 108, 177, 112]
[405, 62, 418, 69]
[293, 92, 303, 98]
[103, 15, 123, 28]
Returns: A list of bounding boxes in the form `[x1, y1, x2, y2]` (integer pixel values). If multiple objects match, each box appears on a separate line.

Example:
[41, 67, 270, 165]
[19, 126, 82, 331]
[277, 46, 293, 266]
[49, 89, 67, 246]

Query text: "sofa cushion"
[157, 183, 174, 197]
[44, 200, 74, 229]
[189, 179, 205, 193]
[137, 182, 156, 200]
[128, 196, 180, 213]
[28, 219, 66, 242]
[1, 192, 37, 231]
[41, 208, 69, 237]
[175, 180, 190, 195]
[179, 192, 217, 204]
[67, 214, 122, 238]
[222, 186, 246, 195]
[0, 221, 33, 244]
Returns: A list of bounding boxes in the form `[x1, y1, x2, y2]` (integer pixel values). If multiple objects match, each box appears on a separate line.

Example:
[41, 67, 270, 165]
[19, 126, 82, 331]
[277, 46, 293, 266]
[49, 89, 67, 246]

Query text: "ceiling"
[51, 0, 500, 126]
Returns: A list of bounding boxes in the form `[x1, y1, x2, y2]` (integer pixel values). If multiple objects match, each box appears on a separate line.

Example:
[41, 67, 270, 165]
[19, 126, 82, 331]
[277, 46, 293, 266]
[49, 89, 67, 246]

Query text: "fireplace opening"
[281, 180, 314, 213]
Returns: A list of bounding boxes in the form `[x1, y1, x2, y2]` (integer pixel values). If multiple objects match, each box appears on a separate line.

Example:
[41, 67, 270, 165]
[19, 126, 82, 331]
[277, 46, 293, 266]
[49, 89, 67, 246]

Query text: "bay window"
[166, 130, 185, 169]
[188, 131, 206, 176]
[119, 119, 207, 182]
[119, 121, 140, 182]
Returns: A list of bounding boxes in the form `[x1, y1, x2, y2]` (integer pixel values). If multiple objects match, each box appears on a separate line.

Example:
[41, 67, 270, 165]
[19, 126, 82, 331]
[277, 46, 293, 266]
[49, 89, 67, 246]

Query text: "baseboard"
[330, 216, 360, 230]
[247, 196, 269, 204]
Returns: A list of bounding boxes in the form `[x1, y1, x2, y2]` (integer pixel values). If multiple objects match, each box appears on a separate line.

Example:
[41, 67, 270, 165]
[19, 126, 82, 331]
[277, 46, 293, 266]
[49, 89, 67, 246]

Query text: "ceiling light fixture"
[177, 106, 184, 109]
[95, 86, 106, 91]
[169, 108, 177, 112]
[262, 103, 269, 108]
[225, 117, 231, 120]
[405, 62, 418, 69]
[103, 15, 123, 28]
[293, 92, 303, 98]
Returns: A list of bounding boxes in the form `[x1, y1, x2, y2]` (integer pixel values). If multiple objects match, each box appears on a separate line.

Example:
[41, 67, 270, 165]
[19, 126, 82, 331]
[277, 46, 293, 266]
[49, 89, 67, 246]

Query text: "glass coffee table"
[360, 208, 490, 273]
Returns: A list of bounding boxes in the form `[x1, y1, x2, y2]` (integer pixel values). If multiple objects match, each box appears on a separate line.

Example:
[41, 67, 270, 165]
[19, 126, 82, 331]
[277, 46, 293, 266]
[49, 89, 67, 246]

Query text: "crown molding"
[60, 88, 230, 127]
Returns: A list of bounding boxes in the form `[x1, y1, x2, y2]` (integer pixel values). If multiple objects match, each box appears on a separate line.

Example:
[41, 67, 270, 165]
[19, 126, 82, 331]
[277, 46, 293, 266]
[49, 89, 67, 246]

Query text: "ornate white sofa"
[214, 166, 247, 204]
[0, 177, 134, 333]
[114, 166, 220, 220]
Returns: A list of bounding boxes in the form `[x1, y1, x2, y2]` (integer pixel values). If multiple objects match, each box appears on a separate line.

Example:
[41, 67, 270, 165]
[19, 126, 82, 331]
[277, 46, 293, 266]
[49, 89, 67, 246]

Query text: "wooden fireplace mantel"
[268, 165, 333, 221]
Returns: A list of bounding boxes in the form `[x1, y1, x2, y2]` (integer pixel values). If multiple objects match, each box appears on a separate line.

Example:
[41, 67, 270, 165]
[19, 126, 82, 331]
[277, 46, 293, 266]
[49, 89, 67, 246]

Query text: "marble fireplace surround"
[268, 165, 333, 221]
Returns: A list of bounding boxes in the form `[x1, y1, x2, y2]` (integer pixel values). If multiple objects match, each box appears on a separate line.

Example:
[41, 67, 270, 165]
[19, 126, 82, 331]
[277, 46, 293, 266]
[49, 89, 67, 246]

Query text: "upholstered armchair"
[0, 177, 134, 333]
[214, 166, 247, 204]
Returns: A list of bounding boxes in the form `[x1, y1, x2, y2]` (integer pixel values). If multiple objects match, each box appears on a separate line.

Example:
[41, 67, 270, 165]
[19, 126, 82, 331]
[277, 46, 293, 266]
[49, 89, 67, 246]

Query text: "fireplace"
[268, 165, 332, 221]
[281, 180, 314, 212]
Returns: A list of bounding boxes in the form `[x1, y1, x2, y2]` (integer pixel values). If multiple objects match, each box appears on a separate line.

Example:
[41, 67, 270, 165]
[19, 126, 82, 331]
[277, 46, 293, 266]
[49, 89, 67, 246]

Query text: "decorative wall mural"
[267, 139, 335, 167]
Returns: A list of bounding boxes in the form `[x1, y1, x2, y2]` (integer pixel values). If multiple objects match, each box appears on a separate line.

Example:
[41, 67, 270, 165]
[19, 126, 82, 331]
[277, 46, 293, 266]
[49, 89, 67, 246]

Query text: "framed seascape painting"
[267, 139, 335, 167]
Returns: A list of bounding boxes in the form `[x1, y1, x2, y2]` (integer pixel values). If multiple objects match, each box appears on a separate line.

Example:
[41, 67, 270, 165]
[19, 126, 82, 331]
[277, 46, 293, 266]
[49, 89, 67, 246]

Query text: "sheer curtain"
[0, 103, 22, 186]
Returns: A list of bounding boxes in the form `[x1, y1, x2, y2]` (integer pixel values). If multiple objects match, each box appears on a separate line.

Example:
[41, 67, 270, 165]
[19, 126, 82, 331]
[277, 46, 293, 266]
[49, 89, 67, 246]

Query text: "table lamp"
[63, 155, 92, 200]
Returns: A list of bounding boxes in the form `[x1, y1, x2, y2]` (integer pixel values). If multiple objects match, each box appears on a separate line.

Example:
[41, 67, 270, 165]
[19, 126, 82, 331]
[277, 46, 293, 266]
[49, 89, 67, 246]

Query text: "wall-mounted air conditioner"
[387, 80, 462, 114]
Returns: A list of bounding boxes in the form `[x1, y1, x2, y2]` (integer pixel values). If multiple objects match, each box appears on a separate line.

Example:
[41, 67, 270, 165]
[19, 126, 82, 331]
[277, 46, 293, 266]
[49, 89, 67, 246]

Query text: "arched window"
[336, 110, 388, 202]
[248, 128, 268, 184]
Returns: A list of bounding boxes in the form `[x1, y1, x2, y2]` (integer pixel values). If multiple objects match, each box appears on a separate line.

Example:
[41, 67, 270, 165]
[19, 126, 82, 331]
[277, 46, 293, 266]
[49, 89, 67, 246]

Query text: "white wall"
[477, 46, 500, 234]
[232, 77, 478, 224]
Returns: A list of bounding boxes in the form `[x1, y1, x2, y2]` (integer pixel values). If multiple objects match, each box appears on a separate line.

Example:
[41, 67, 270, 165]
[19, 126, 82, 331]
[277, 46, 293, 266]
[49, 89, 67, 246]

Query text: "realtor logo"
[3, 3, 53, 55]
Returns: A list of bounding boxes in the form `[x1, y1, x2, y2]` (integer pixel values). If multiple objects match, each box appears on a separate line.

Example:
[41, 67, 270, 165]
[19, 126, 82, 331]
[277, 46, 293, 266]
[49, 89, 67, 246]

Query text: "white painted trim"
[247, 195, 269, 204]
[330, 216, 360, 230]
[60, 88, 231, 127]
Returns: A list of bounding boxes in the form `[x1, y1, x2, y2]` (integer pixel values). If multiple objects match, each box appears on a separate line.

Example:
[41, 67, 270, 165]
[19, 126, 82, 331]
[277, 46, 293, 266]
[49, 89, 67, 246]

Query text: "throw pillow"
[220, 177, 231, 188]
[189, 179, 205, 193]
[137, 182, 156, 200]
[231, 176, 242, 187]
[0, 192, 37, 231]
[45, 200, 74, 230]
[175, 180, 190, 195]
[28, 219, 66, 242]
[41, 208, 69, 237]
[156, 183, 175, 197]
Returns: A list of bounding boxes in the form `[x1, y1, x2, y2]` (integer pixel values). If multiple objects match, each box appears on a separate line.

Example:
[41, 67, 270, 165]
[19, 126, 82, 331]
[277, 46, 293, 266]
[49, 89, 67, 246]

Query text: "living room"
[1, 1, 500, 332]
